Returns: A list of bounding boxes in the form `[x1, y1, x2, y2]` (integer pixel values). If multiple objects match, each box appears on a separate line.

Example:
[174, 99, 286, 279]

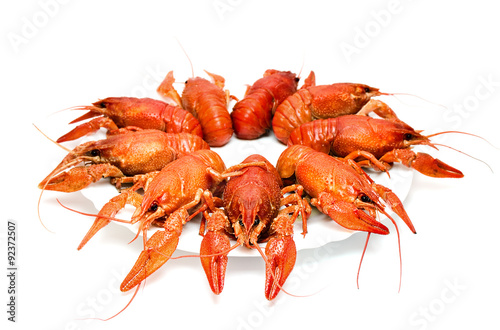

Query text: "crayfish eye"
[404, 133, 413, 140]
[90, 149, 100, 157]
[253, 218, 260, 227]
[294, 77, 300, 82]
[364, 87, 371, 93]
[99, 102, 106, 108]
[238, 219, 244, 227]
[360, 194, 372, 203]
[149, 202, 158, 212]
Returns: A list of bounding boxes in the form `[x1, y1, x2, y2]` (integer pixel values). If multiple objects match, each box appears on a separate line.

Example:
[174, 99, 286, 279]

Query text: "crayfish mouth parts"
[132, 208, 165, 225]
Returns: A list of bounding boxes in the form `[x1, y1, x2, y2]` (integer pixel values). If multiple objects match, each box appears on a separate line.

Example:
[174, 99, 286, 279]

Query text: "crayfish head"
[131, 199, 167, 229]
[378, 118, 437, 151]
[353, 84, 382, 100]
[91, 97, 121, 111]
[231, 198, 268, 248]
[401, 129, 437, 150]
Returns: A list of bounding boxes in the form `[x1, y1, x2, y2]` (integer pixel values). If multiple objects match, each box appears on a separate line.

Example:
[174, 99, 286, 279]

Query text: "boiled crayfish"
[287, 100, 463, 178]
[277, 145, 416, 235]
[57, 97, 203, 143]
[39, 129, 209, 193]
[198, 154, 310, 300]
[157, 70, 234, 147]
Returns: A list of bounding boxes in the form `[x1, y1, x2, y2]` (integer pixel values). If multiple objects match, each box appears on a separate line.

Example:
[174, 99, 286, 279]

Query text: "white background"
[2, 1, 500, 329]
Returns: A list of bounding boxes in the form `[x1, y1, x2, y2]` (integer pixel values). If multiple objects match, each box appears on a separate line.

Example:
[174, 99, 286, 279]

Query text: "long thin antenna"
[170, 242, 241, 260]
[380, 92, 447, 109]
[433, 143, 494, 173]
[56, 199, 131, 223]
[357, 233, 371, 289]
[426, 130, 499, 150]
[77, 281, 142, 322]
[380, 210, 403, 293]
[33, 124, 71, 152]
[174, 37, 194, 78]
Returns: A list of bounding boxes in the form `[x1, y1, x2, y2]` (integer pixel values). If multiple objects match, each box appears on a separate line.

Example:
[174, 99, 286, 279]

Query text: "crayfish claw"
[200, 231, 230, 295]
[373, 184, 416, 233]
[314, 194, 390, 235]
[120, 229, 180, 292]
[412, 152, 463, 178]
[40, 164, 124, 193]
[120, 208, 187, 292]
[264, 235, 296, 300]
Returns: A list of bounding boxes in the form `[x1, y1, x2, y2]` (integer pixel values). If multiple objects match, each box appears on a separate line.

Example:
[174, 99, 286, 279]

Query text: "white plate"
[80, 134, 414, 257]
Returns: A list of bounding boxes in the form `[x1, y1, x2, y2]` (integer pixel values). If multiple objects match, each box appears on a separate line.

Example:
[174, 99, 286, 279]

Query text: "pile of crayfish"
[38, 68, 464, 303]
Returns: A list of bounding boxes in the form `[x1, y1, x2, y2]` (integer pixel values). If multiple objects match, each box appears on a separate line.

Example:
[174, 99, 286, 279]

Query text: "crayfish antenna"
[434, 143, 494, 174]
[381, 210, 403, 293]
[379, 92, 447, 109]
[296, 53, 306, 82]
[424, 128, 497, 174]
[103, 284, 141, 321]
[357, 233, 371, 289]
[171, 242, 242, 261]
[77, 282, 142, 322]
[175, 37, 194, 79]
[425, 130, 499, 150]
[33, 124, 71, 152]
[55, 199, 132, 248]
[37, 185, 55, 234]
[34, 123, 74, 233]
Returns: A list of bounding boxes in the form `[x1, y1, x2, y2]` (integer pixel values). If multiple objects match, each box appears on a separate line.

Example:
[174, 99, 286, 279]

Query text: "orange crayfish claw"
[200, 230, 230, 295]
[39, 164, 124, 193]
[380, 149, 463, 179]
[313, 193, 390, 235]
[120, 208, 187, 292]
[373, 183, 416, 234]
[199, 191, 232, 295]
[264, 235, 297, 300]
[411, 152, 464, 178]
